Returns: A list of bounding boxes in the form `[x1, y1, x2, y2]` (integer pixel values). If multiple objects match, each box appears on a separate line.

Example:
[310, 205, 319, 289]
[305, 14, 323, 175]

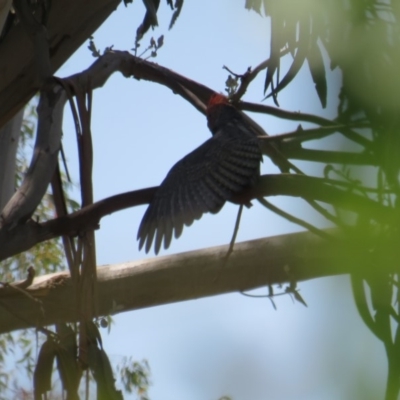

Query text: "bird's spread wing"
[137, 127, 262, 254]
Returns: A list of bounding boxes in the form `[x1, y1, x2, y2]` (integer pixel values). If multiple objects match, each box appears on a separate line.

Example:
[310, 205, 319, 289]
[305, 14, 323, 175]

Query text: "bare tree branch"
[282, 147, 376, 165]
[230, 47, 292, 102]
[241, 101, 372, 148]
[0, 174, 391, 261]
[0, 81, 66, 228]
[0, 230, 376, 334]
[65, 50, 213, 114]
[0, 186, 155, 261]
[260, 124, 370, 145]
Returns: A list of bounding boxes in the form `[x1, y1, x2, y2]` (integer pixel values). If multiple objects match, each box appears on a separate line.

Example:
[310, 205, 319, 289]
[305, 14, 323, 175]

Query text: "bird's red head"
[207, 93, 229, 113]
[206, 94, 233, 133]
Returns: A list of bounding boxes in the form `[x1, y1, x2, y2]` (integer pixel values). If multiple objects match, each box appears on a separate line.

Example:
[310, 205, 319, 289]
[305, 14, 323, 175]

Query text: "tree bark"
[0, 0, 121, 128]
[0, 230, 379, 334]
[0, 109, 23, 211]
[0, 83, 66, 228]
[0, 0, 12, 34]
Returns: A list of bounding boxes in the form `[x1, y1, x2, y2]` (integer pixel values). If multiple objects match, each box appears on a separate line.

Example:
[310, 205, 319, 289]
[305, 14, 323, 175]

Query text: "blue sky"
[54, 1, 386, 399]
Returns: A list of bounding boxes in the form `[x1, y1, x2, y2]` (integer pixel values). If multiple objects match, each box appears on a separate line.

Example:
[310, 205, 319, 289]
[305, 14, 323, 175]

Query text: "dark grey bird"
[137, 93, 262, 254]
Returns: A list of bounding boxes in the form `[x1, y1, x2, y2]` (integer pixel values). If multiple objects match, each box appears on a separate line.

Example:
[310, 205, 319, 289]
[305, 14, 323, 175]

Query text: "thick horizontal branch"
[251, 175, 390, 220]
[0, 230, 374, 334]
[0, 174, 392, 261]
[0, 187, 155, 261]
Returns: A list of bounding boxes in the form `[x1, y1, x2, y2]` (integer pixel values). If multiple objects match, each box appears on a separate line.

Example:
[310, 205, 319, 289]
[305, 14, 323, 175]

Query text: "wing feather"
[196, 179, 225, 213]
[137, 124, 262, 254]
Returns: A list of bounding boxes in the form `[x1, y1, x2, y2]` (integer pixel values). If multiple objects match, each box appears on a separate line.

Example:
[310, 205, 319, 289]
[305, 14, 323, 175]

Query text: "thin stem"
[230, 47, 292, 102]
[260, 123, 371, 145]
[241, 101, 372, 149]
[257, 197, 337, 242]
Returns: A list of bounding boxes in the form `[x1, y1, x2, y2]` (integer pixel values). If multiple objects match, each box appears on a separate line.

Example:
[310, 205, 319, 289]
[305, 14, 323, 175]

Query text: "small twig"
[222, 65, 247, 78]
[241, 101, 372, 149]
[0, 266, 43, 309]
[259, 123, 371, 145]
[281, 147, 376, 166]
[0, 266, 35, 293]
[307, 198, 346, 228]
[230, 47, 292, 102]
[240, 285, 307, 307]
[258, 131, 351, 227]
[259, 124, 377, 165]
[257, 197, 337, 241]
[36, 326, 57, 338]
[242, 106, 372, 229]
[51, 164, 78, 278]
[285, 277, 308, 307]
[60, 143, 72, 183]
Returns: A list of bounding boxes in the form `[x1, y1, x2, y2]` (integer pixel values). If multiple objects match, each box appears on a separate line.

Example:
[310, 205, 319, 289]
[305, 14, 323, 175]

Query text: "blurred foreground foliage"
[1, 0, 400, 398]
[244, 1, 400, 398]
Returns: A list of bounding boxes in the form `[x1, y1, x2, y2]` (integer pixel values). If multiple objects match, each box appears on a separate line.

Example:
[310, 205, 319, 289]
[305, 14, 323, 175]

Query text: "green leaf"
[55, 324, 80, 398]
[136, 0, 161, 41]
[264, 11, 282, 98]
[244, 0, 263, 14]
[307, 40, 327, 108]
[266, 16, 311, 101]
[293, 290, 308, 307]
[118, 357, 151, 395]
[136, 0, 160, 42]
[157, 34, 164, 48]
[143, 0, 159, 26]
[88, 342, 123, 400]
[281, 13, 298, 56]
[169, 0, 184, 30]
[33, 339, 56, 399]
[87, 320, 103, 349]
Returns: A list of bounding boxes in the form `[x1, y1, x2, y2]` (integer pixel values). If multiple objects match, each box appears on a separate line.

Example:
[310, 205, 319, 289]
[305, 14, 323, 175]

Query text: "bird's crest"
[207, 93, 229, 111]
